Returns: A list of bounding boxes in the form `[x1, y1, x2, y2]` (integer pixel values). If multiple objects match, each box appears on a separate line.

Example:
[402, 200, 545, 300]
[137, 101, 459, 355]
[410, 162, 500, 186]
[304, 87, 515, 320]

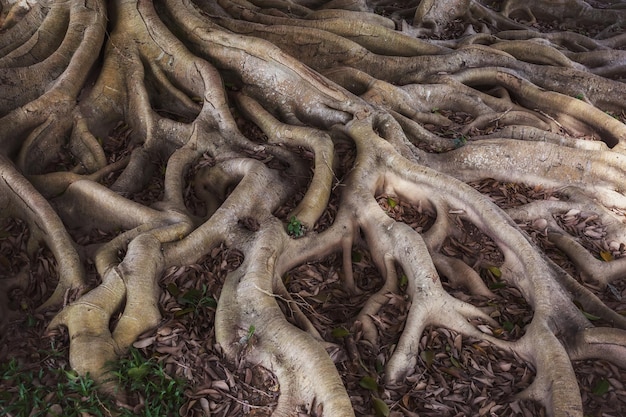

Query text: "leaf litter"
[2, 156, 626, 416]
[3, 173, 626, 416]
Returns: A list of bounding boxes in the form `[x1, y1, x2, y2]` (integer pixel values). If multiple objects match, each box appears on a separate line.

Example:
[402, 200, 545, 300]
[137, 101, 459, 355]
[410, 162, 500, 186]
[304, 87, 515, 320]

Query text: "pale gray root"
[501, 0, 626, 29]
[165, 156, 358, 415]
[445, 68, 626, 145]
[340, 118, 500, 380]
[470, 125, 611, 150]
[428, 139, 626, 209]
[0, 0, 105, 115]
[412, 0, 470, 35]
[48, 233, 165, 391]
[549, 232, 626, 287]
[216, 226, 355, 417]
[503, 192, 626, 328]
[201, 158, 356, 415]
[432, 253, 496, 298]
[0, 0, 63, 66]
[0, 0, 46, 35]
[354, 253, 400, 345]
[163, 156, 302, 265]
[219, 0, 445, 56]
[0, 155, 85, 309]
[0, 0, 106, 173]
[339, 114, 621, 416]
[570, 327, 626, 365]
[166, 0, 364, 127]
[53, 180, 169, 231]
[235, 93, 335, 229]
[512, 320, 584, 416]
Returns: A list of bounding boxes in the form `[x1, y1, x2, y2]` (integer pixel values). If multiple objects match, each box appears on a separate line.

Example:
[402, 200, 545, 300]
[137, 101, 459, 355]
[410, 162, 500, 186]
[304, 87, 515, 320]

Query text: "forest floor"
[2, 109, 626, 417]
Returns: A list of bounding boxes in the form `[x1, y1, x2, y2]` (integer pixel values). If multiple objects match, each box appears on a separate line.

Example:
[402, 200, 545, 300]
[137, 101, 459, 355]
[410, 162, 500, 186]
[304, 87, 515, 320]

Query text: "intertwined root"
[1, 0, 626, 416]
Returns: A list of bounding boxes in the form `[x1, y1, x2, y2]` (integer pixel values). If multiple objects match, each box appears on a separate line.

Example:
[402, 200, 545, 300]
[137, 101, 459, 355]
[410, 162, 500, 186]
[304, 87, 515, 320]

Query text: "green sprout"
[239, 325, 257, 347]
[453, 135, 467, 148]
[111, 347, 187, 416]
[167, 283, 216, 317]
[287, 216, 304, 237]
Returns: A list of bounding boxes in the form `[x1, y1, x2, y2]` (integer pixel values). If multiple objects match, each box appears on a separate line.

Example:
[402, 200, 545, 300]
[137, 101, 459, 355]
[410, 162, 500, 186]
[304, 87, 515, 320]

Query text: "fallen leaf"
[600, 251, 614, 262]
[359, 376, 378, 391]
[372, 397, 389, 417]
[331, 327, 350, 338]
[133, 336, 156, 349]
[421, 350, 435, 367]
[487, 266, 502, 278]
[592, 379, 610, 396]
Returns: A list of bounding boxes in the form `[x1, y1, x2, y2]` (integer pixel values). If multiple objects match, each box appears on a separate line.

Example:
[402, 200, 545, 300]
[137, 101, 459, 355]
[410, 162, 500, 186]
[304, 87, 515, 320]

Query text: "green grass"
[0, 347, 187, 417]
[110, 347, 187, 417]
[0, 358, 114, 417]
[167, 282, 217, 318]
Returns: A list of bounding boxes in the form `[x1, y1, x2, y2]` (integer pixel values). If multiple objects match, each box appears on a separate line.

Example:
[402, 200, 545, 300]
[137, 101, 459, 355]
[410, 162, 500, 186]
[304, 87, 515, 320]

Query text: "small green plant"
[287, 216, 304, 237]
[239, 324, 256, 346]
[575, 93, 585, 100]
[592, 378, 610, 396]
[167, 282, 217, 317]
[111, 347, 188, 417]
[399, 273, 408, 289]
[453, 135, 467, 148]
[0, 358, 116, 417]
[1, 346, 189, 417]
